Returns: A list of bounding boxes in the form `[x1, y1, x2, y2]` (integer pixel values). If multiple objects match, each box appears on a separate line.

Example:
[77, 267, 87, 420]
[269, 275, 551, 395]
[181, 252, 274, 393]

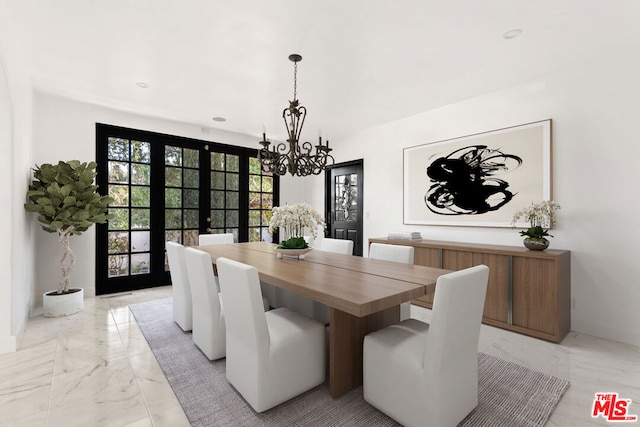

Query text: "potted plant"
[268, 203, 324, 258]
[511, 200, 560, 251]
[24, 160, 113, 316]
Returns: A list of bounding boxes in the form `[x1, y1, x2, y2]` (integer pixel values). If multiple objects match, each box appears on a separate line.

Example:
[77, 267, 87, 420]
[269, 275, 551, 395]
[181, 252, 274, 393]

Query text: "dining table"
[195, 241, 450, 398]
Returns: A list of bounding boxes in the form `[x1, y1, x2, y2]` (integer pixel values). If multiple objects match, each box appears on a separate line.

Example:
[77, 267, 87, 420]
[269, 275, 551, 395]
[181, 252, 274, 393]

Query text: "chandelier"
[258, 54, 334, 176]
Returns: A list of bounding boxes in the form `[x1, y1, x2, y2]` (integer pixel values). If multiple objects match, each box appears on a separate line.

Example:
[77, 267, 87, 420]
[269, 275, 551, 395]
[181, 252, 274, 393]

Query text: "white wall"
[300, 56, 640, 347]
[0, 50, 15, 352]
[32, 91, 260, 302]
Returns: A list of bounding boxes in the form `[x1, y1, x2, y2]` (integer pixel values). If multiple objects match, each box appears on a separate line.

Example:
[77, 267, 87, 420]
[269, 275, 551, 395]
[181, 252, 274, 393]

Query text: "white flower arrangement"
[269, 203, 325, 248]
[511, 200, 561, 240]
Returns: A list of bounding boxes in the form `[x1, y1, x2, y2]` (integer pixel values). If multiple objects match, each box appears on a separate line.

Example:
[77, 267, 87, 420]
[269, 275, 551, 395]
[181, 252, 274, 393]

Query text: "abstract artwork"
[403, 120, 551, 227]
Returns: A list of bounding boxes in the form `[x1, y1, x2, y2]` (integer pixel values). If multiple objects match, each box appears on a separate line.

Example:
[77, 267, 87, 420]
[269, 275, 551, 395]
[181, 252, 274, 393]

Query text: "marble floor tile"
[3, 286, 639, 426]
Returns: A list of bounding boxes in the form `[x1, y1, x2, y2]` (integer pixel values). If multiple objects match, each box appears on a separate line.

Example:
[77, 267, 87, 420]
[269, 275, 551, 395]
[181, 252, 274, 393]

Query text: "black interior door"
[325, 159, 364, 256]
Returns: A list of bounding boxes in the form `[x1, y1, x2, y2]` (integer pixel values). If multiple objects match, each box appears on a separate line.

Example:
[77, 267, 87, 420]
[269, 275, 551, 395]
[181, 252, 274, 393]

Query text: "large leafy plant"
[25, 161, 113, 294]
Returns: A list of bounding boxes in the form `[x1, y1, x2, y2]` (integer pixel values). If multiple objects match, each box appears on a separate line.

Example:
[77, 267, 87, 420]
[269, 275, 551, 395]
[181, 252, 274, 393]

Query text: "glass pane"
[184, 189, 199, 209]
[210, 210, 224, 227]
[108, 161, 129, 184]
[249, 175, 261, 192]
[131, 140, 150, 163]
[261, 193, 273, 210]
[211, 171, 225, 190]
[165, 146, 182, 166]
[226, 173, 239, 191]
[108, 231, 129, 254]
[165, 167, 182, 187]
[226, 154, 239, 172]
[131, 186, 150, 207]
[131, 209, 150, 229]
[261, 227, 273, 243]
[249, 157, 261, 174]
[335, 173, 357, 221]
[131, 253, 150, 275]
[108, 255, 128, 277]
[183, 169, 199, 188]
[109, 208, 129, 230]
[165, 209, 182, 229]
[226, 210, 239, 227]
[131, 231, 150, 253]
[211, 152, 225, 171]
[131, 164, 150, 185]
[183, 210, 199, 228]
[108, 138, 129, 161]
[183, 230, 199, 247]
[226, 192, 239, 209]
[165, 230, 181, 244]
[109, 185, 129, 207]
[249, 210, 260, 227]
[165, 188, 182, 208]
[183, 148, 199, 168]
[249, 227, 260, 242]
[248, 192, 261, 209]
[262, 176, 273, 193]
[211, 191, 224, 209]
[262, 210, 272, 227]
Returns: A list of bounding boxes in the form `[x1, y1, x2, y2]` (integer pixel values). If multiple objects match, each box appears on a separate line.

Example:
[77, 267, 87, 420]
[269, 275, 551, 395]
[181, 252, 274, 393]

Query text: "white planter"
[42, 288, 84, 317]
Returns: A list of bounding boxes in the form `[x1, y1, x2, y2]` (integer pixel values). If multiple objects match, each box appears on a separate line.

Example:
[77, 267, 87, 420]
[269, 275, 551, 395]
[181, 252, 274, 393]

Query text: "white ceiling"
[1, 1, 639, 142]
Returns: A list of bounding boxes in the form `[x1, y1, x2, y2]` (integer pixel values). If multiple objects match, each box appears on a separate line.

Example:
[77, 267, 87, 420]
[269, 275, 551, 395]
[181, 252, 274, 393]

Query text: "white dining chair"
[184, 247, 226, 360]
[198, 232, 234, 246]
[369, 242, 415, 321]
[217, 257, 326, 413]
[316, 237, 354, 255]
[166, 241, 192, 332]
[363, 264, 489, 427]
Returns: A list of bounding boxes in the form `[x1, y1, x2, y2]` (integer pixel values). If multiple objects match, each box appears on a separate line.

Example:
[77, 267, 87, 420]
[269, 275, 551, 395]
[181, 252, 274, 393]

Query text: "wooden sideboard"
[368, 238, 571, 343]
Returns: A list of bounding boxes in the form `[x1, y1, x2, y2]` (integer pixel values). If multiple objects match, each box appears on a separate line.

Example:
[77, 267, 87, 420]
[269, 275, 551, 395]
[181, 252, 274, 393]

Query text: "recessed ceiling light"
[503, 29, 523, 40]
[212, 116, 226, 122]
[135, 82, 149, 88]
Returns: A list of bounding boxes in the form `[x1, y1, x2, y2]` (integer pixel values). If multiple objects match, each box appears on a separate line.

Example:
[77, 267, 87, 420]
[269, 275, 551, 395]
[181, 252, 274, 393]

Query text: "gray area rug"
[130, 298, 569, 427]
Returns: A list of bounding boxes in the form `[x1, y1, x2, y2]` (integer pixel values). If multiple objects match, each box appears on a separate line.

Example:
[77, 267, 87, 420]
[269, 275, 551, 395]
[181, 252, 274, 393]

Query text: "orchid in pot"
[268, 203, 325, 255]
[511, 200, 560, 251]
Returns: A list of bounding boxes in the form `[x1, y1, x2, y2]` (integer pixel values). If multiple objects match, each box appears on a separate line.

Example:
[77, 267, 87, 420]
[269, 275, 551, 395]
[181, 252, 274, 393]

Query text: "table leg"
[328, 306, 400, 398]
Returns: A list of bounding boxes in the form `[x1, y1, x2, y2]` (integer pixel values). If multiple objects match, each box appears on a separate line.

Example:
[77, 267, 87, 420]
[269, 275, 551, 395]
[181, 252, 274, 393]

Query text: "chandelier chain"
[293, 61, 298, 101]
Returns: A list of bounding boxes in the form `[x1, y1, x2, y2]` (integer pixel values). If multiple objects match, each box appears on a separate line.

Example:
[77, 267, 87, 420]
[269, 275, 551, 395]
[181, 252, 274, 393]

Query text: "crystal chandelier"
[258, 54, 334, 176]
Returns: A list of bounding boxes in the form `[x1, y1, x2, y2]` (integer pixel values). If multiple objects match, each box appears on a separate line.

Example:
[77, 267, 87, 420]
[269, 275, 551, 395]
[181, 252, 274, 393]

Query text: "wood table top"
[195, 242, 449, 317]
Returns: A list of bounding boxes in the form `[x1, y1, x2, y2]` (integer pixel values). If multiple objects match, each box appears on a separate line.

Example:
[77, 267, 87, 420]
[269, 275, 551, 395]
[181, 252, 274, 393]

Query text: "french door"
[95, 124, 278, 295]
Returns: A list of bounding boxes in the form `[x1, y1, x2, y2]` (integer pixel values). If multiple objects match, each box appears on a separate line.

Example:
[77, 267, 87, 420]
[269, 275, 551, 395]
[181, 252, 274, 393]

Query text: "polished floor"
[1, 286, 638, 426]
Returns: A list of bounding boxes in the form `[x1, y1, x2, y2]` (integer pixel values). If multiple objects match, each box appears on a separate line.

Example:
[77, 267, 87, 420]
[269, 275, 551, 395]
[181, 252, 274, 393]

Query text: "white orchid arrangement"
[269, 203, 325, 249]
[511, 200, 561, 240]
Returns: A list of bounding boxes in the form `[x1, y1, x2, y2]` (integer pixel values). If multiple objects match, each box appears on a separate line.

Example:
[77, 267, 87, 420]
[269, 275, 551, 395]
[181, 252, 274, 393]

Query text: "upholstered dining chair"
[368, 242, 415, 321]
[198, 232, 234, 246]
[217, 257, 326, 413]
[183, 247, 227, 360]
[363, 264, 489, 427]
[316, 237, 354, 255]
[166, 241, 192, 332]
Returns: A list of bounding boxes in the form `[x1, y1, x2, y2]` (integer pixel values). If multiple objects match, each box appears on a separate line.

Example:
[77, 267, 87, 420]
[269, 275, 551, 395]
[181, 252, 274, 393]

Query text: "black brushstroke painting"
[424, 145, 522, 215]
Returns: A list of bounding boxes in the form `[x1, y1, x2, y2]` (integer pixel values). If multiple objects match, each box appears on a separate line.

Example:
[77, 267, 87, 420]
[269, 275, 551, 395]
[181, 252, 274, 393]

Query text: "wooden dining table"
[195, 241, 450, 397]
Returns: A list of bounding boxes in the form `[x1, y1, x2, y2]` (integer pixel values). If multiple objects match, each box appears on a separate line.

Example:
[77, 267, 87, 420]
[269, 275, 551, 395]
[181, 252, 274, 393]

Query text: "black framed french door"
[95, 124, 278, 295]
